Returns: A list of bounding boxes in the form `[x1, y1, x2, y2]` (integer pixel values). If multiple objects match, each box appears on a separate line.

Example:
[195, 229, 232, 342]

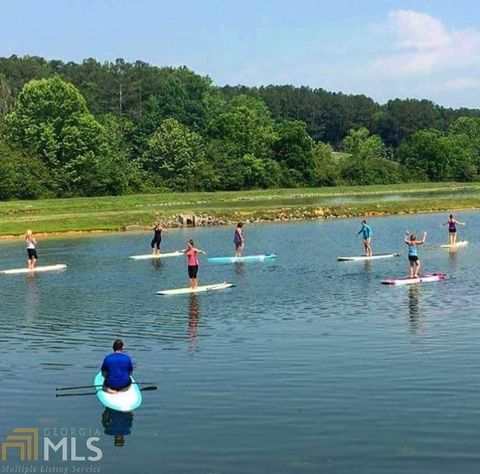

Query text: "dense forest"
[1, 55, 480, 199]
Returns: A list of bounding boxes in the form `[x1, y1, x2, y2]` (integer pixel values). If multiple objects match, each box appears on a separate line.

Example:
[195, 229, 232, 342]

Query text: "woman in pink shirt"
[181, 239, 206, 288]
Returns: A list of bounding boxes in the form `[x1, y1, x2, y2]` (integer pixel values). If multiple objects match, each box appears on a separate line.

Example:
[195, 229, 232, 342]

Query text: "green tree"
[0, 141, 50, 199]
[141, 118, 204, 191]
[340, 157, 403, 185]
[397, 130, 477, 181]
[339, 128, 404, 184]
[312, 142, 340, 186]
[0, 73, 13, 118]
[341, 127, 385, 160]
[374, 99, 445, 147]
[272, 120, 316, 186]
[207, 95, 277, 160]
[448, 116, 480, 170]
[4, 76, 111, 195]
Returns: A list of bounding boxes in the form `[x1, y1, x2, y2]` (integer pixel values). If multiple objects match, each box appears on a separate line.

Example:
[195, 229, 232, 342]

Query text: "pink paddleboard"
[381, 272, 446, 286]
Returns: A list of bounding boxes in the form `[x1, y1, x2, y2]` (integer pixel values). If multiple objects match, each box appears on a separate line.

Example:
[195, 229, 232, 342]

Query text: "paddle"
[56, 382, 156, 391]
[56, 386, 158, 397]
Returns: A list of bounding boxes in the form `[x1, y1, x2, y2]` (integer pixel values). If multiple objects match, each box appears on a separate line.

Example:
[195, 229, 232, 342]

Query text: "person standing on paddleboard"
[25, 230, 38, 270]
[234, 223, 245, 257]
[405, 231, 427, 278]
[442, 214, 465, 245]
[151, 222, 165, 255]
[181, 239, 206, 289]
[101, 339, 133, 394]
[357, 220, 373, 257]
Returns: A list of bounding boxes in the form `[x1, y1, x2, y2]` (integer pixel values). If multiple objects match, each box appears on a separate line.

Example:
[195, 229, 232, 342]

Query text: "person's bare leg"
[104, 386, 117, 394]
[190, 278, 195, 289]
[366, 240, 372, 257]
[32, 257, 37, 269]
[414, 260, 420, 278]
[452, 232, 457, 244]
[409, 261, 414, 278]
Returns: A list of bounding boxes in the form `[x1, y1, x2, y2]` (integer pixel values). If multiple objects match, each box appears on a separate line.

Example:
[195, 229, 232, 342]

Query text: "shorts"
[188, 265, 199, 279]
[104, 377, 132, 391]
[449, 229, 457, 233]
[408, 255, 419, 263]
[27, 249, 38, 260]
[235, 241, 243, 250]
[151, 238, 161, 249]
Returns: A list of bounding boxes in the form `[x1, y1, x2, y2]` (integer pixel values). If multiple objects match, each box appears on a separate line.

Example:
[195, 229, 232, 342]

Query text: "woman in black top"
[151, 222, 164, 255]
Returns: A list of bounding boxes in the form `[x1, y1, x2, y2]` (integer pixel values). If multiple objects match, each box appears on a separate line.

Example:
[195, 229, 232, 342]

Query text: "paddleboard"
[381, 272, 446, 286]
[440, 241, 468, 249]
[94, 372, 142, 412]
[338, 253, 399, 262]
[129, 251, 183, 260]
[0, 264, 67, 275]
[208, 253, 276, 264]
[157, 282, 234, 296]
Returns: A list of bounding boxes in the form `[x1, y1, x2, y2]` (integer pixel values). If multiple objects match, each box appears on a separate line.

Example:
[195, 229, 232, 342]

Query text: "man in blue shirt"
[357, 220, 373, 257]
[101, 339, 133, 393]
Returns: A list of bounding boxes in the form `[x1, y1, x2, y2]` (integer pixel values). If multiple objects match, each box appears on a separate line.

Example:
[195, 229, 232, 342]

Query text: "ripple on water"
[1, 216, 480, 473]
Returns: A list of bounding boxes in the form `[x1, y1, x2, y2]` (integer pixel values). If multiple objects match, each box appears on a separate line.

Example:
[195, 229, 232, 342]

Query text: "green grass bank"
[1, 182, 479, 239]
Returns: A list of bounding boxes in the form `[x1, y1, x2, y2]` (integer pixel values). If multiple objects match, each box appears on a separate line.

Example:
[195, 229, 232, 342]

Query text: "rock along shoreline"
[1, 202, 477, 242]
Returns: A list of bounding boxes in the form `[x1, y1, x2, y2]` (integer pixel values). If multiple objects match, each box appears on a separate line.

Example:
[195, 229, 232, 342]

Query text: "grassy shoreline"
[1, 182, 479, 240]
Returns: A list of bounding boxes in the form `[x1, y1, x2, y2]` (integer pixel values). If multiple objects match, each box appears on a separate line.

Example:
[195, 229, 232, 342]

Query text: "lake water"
[1, 212, 479, 474]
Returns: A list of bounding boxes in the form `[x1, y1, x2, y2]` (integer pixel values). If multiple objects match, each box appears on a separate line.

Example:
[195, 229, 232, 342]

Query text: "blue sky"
[1, 0, 479, 108]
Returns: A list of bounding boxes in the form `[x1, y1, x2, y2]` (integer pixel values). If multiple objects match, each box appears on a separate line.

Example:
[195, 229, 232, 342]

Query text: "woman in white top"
[25, 230, 38, 270]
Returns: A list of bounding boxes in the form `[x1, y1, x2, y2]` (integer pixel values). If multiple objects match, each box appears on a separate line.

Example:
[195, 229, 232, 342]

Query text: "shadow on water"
[101, 408, 134, 447]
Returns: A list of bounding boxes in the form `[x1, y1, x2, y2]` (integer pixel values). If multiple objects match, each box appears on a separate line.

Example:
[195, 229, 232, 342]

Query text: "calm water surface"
[1, 212, 480, 473]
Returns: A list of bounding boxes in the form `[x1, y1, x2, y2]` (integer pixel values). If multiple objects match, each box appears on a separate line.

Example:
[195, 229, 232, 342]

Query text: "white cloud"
[373, 10, 480, 76]
[444, 77, 480, 90]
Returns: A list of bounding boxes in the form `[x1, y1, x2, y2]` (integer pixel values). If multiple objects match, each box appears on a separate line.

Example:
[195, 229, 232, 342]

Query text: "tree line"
[1, 55, 480, 200]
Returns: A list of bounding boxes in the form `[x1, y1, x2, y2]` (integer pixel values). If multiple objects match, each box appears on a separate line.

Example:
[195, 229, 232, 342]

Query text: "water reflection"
[150, 259, 163, 270]
[363, 260, 372, 272]
[447, 248, 458, 266]
[408, 285, 423, 333]
[25, 273, 39, 326]
[101, 408, 134, 447]
[188, 295, 200, 353]
[234, 262, 246, 276]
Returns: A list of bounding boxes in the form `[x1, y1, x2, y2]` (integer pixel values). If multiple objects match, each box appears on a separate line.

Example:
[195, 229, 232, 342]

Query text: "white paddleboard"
[94, 372, 142, 412]
[0, 264, 67, 275]
[338, 253, 399, 262]
[381, 272, 446, 286]
[157, 282, 234, 296]
[440, 241, 468, 249]
[129, 251, 183, 260]
[208, 253, 276, 264]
